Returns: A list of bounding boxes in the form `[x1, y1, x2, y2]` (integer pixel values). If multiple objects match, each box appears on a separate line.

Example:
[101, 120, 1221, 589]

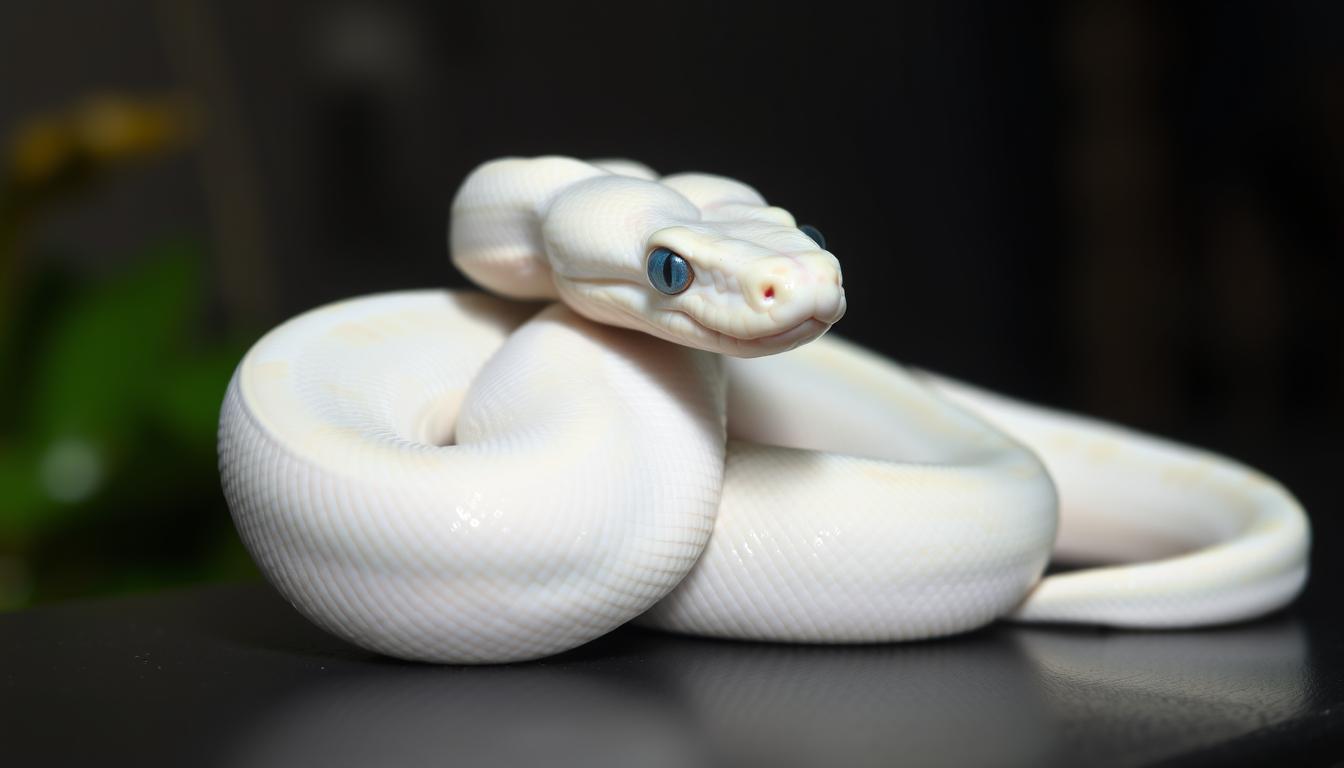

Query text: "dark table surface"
[4, 582, 1343, 767]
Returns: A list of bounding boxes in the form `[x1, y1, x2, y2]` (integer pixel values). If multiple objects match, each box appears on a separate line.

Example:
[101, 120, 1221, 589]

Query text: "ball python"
[218, 156, 1310, 663]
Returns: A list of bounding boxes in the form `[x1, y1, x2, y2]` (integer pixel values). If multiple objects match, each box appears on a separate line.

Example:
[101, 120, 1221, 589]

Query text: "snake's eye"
[647, 247, 693, 295]
[800, 224, 826, 249]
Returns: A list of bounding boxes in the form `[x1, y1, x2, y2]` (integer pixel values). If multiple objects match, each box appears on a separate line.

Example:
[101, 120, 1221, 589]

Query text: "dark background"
[0, 1, 1339, 613]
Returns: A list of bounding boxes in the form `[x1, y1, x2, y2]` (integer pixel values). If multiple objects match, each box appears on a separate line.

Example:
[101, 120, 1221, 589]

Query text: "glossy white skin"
[927, 375, 1309, 627]
[220, 293, 725, 663]
[218, 157, 1310, 663]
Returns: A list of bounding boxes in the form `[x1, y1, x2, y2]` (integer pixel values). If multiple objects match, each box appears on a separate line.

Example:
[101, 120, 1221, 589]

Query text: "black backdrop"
[3, 0, 1340, 607]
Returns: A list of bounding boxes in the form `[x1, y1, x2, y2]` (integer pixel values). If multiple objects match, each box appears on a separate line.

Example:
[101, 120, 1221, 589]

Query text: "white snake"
[218, 156, 1310, 663]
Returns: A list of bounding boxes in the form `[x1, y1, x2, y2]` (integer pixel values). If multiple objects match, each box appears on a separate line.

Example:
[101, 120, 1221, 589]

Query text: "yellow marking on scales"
[251, 360, 290, 381]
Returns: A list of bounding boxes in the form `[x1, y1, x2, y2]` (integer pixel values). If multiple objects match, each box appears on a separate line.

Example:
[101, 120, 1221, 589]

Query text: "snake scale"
[217, 156, 1310, 663]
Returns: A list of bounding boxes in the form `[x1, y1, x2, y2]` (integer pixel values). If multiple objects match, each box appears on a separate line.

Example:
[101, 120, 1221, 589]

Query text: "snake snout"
[742, 255, 846, 328]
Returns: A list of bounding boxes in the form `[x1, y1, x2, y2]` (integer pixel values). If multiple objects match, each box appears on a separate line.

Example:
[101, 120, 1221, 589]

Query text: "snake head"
[638, 218, 846, 357]
[545, 173, 847, 358]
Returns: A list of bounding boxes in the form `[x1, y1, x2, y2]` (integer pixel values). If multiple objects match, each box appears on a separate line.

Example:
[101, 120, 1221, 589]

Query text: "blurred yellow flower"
[9, 116, 71, 185]
[6, 95, 192, 191]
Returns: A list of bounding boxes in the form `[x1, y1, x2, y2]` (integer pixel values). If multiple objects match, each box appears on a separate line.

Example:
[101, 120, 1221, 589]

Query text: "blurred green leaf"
[0, 446, 49, 536]
[148, 349, 244, 451]
[0, 230, 260, 608]
[29, 243, 198, 444]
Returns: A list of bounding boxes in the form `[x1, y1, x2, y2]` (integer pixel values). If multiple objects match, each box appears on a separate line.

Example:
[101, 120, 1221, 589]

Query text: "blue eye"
[800, 224, 826, 249]
[647, 247, 693, 294]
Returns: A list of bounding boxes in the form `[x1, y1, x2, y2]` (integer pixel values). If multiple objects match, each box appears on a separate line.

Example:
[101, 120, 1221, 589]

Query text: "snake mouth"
[743, 318, 831, 355]
[662, 309, 830, 357]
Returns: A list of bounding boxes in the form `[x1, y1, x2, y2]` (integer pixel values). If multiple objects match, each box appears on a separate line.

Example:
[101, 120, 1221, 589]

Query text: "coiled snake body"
[218, 157, 1309, 663]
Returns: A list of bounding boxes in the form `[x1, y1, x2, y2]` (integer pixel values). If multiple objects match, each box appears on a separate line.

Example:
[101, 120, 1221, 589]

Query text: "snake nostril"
[763, 285, 775, 301]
